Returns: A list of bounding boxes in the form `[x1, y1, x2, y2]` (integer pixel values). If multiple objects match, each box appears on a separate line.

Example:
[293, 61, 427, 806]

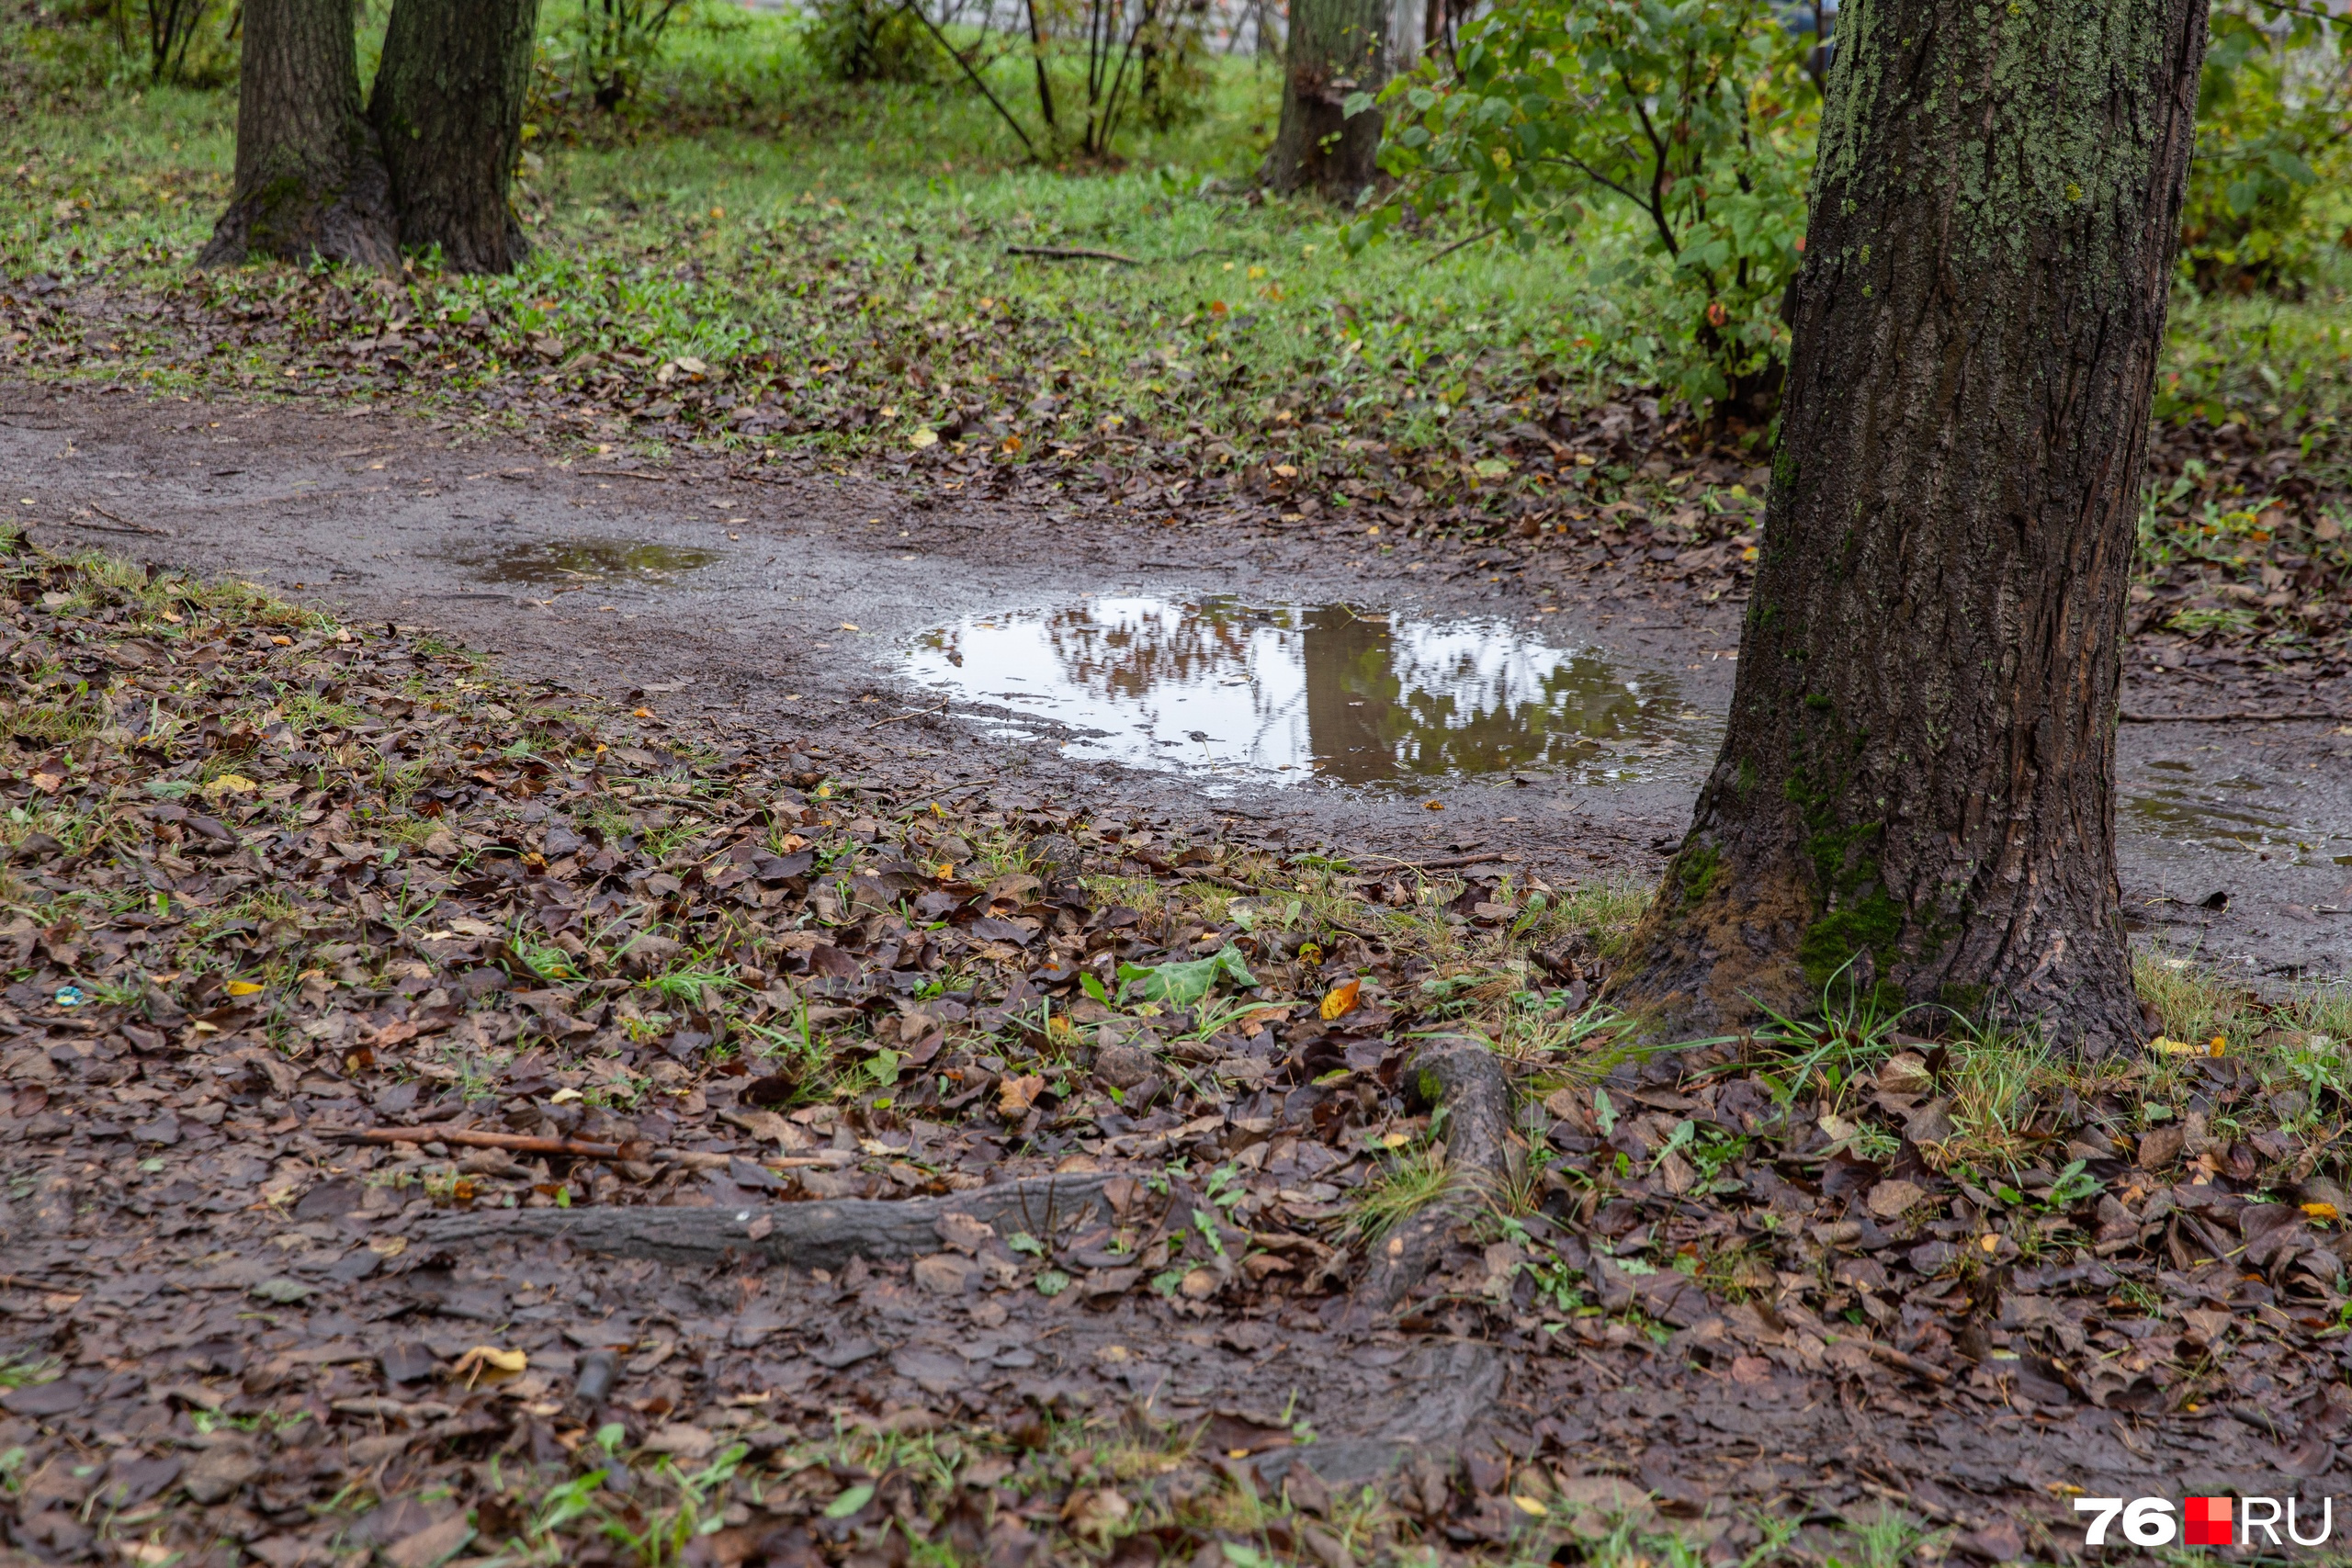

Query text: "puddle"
[450, 539, 718, 586]
[2125, 777, 2352, 863]
[901, 596, 1713, 788]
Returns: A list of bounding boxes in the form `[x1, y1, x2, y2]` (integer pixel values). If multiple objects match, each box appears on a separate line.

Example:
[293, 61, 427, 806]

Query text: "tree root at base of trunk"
[424, 1173, 1117, 1271]
[1351, 1035, 1519, 1315]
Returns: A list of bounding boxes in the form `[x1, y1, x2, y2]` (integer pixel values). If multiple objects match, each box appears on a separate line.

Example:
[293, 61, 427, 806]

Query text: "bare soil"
[6, 381, 2348, 983]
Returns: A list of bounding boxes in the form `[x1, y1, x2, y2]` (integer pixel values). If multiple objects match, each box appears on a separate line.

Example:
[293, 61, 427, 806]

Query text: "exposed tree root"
[1352, 1035, 1518, 1315]
[425, 1173, 1117, 1271]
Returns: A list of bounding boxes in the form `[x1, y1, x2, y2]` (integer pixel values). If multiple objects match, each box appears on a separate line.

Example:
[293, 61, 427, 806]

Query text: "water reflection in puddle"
[902, 596, 1714, 788]
[451, 539, 719, 585]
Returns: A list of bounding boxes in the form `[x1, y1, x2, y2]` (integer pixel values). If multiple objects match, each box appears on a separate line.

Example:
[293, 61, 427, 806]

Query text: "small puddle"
[2125, 773, 2352, 863]
[450, 539, 718, 586]
[902, 596, 1714, 788]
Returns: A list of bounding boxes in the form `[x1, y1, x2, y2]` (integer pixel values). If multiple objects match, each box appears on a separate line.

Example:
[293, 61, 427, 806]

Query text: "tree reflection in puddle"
[903, 596, 1715, 788]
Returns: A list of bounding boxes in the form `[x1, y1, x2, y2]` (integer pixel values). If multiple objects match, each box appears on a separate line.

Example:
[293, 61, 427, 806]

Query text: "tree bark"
[199, 0, 396, 268]
[1609, 0, 2209, 1051]
[369, 0, 542, 275]
[1266, 0, 1386, 197]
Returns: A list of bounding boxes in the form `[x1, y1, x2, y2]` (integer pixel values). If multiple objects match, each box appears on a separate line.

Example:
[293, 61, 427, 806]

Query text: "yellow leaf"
[1978, 1234, 2000, 1254]
[452, 1346, 527, 1387]
[2152, 1036, 2197, 1055]
[2208, 1034, 2227, 1057]
[1319, 978, 1361, 1021]
[1511, 1496, 1549, 1517]
[1381, 1131, 1411, 1149]
[2304, 1201, 2340, 1221]
[204, 773, 258, 796]
[224, 980, 264, 997]
[909, 428, 938, 448]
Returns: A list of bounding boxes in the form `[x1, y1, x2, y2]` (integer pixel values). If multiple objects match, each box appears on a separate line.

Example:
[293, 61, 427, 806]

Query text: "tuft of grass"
[2134, 948, 2261, 1050]
[1344, 1142, 1456, 1244]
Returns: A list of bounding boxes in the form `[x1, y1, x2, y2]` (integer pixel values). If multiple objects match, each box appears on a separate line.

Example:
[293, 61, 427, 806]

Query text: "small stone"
[1093, 1043, 1156, 1089]
[1865, 1179, 1927, 1220]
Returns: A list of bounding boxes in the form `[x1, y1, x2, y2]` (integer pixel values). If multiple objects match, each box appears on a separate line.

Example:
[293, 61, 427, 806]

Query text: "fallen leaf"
[450, 1346, 526, 1387]
[1318, 977, 1361, 1020]
[998, 1073, 1046, 1116]
[1866, 1179, 1926, 1220]
[224, 979, 264, 997]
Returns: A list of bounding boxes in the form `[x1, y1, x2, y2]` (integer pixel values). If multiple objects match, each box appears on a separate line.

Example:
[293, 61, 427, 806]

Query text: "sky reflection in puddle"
[902, 596, 1715, 789]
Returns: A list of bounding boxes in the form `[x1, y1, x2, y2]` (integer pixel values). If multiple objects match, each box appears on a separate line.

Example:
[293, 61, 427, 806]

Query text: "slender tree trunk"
[1266, 0, 1385, 197]
[199, 0, 396, 268]
[1609, 0, 2209, 1051]
[369, 0, 542, 275]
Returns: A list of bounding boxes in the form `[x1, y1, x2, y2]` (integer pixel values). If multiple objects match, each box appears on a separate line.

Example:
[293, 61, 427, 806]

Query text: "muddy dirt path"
[5, 380, 2349, 983]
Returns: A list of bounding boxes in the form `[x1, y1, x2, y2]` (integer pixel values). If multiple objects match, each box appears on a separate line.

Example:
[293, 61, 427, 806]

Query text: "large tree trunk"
[199, 0, 395, 268]
[1608, 0, 2209, 1051]
[1266, 0, 1386, 197]
[369, 0, 542, 275]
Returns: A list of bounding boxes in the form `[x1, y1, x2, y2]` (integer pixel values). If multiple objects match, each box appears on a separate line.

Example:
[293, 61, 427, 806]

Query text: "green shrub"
[803, 0, 943, 84]
[1350, 0, 1816, 429]
[2180, 0, 2351, 294]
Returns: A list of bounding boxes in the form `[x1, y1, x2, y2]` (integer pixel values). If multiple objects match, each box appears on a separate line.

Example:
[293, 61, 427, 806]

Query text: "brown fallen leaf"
[998, 1073, 1046, 1116]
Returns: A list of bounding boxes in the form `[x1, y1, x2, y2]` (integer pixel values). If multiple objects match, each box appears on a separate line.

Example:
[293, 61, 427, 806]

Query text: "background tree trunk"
[200, 0, 395, 267]
[1266, 0, 1385, 197]
[370, 0, 542, 275]
[1609, 0, 2209, 1050]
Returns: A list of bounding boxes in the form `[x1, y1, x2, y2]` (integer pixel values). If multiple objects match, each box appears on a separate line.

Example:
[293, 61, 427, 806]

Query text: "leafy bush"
[1351, 0, 1816, 427]
[2182, 1, 2352, 294]
[570, 0, 694, 109]
[803, 0, 943, 84]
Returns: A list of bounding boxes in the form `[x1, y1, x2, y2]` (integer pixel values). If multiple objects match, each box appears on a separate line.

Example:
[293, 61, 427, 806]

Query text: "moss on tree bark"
[199, 0, 396, 268]
[369, 0, 542, 275]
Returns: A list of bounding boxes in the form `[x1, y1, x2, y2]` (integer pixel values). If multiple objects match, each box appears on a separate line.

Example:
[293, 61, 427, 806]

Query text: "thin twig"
[2120, 709, 2351, 724]
[1428, 225, 1501, 263]
[1007, 244, 1143, 265]
[900, 0, 1039, 160]
[1859, 1338, 1952, 1384]
[578, 468, 672, 482]
[1353, 850, 1516, 872]
[865, 698, 950, 731]
[87, 503, 172, 536]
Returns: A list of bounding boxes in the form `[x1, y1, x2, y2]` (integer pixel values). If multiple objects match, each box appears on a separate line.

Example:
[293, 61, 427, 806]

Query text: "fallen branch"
[1351, 1035, 1515, 1315]
[424, 1172, 1119, 1271]
[330, 1127, 628, 1159]
[2120, 709, 2351, 724]
[1007, 245, 1142, 265]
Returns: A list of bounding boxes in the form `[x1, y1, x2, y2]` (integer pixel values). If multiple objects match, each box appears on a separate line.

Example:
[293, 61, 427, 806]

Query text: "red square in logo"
[2185, 1496, 2233, 1547]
